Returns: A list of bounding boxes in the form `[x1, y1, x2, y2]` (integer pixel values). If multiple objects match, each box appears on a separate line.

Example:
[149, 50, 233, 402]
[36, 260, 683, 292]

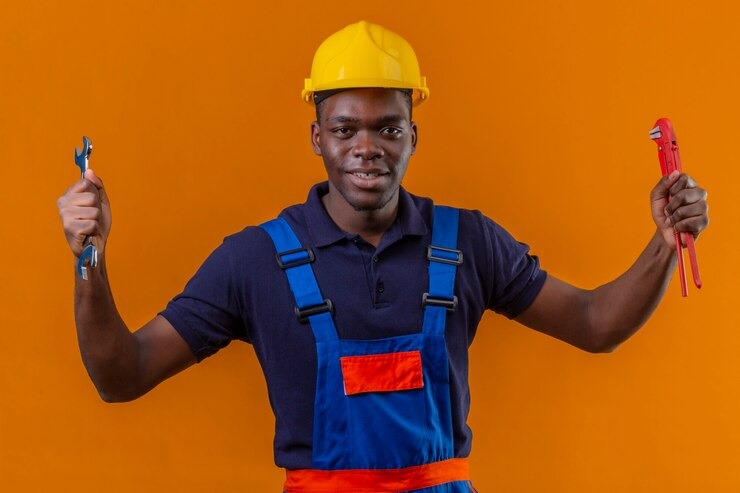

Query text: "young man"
[57, 21, 709, 492]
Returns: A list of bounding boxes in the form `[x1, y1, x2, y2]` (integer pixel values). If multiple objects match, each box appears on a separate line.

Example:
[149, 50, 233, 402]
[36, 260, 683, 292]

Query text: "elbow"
[97, 389, 133, 403]
[82, 357, 144, 403]
[582, 297, 639, 354]
[581, 326, 639, 353]
[583, 340, 621, 354]
[90, 376, 143, 403]
[98, 391, 119, 403]
[96, 386, 136, 403]
[579, 327, 626, 354]
[97, 388, 144, 403]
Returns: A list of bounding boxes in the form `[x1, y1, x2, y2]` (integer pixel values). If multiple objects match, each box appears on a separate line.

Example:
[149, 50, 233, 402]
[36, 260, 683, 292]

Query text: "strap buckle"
[427, 245, 463, 266]
[422, 293, 458, 312]
[295, 299, 334, 323]
[276, 247, 315, 269]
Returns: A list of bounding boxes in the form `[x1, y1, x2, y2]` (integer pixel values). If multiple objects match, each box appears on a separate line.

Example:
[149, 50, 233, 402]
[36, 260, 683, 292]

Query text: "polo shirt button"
[376, 283, 384, 293]
[373, 256, 379, 263]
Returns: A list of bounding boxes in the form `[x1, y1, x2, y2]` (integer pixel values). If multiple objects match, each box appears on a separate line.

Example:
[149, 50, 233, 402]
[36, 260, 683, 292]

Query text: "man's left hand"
[651, 170, 709, 247]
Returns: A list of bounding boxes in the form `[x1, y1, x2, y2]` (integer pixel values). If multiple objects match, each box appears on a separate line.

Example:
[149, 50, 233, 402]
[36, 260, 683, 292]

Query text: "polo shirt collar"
[303, 182, 428, 248]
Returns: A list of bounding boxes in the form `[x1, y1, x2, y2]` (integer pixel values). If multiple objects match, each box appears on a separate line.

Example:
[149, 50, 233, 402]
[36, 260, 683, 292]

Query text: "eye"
[381, 127, 403, 137]
[331, 127, 354, 138]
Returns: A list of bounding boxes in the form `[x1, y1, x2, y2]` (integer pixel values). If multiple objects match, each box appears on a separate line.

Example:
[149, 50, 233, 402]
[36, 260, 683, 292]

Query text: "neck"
[321, 189, 399, 248]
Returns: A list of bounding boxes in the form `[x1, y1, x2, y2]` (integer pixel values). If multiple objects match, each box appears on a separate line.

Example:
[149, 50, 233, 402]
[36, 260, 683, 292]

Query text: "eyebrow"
[326, 115, 407, 126]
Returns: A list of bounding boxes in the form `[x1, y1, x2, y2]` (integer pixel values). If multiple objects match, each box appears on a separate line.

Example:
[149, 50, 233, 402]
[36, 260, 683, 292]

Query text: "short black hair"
[314, 89, 413, 122]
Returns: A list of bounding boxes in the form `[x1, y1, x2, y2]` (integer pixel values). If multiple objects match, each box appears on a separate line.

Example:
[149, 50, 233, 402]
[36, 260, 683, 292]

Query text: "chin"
[343, 190, 397, 213]
[350, 203, 384, 212]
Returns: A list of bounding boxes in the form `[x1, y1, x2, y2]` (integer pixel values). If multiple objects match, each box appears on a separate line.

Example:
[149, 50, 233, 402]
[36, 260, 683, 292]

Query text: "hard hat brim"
[302, 78, 429, 106]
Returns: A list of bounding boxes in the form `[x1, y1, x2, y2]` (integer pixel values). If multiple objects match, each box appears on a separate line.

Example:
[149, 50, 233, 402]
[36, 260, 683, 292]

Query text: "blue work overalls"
[262, 206, 476, 493]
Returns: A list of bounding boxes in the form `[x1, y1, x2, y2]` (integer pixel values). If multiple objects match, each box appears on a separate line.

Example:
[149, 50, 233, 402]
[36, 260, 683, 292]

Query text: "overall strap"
[422, 206, 462, 336]
[260, 218, 338, 343]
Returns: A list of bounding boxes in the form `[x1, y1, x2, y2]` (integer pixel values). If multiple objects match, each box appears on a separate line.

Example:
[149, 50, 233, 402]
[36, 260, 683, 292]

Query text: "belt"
[284, 457, 470, 492]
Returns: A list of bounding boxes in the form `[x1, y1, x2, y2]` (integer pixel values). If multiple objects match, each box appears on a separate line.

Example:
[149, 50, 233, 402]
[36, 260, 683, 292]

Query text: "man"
[57, 21, 708, 492]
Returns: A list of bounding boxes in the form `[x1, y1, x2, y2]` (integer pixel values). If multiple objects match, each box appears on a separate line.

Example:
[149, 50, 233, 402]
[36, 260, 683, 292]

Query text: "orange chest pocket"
[339, 350, 424, 396]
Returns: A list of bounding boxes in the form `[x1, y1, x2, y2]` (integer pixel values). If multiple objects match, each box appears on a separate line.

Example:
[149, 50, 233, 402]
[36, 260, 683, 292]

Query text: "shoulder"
[222, 193, 315, 254]
[400, 189, 524, 249]
[222, 225, 275, 254]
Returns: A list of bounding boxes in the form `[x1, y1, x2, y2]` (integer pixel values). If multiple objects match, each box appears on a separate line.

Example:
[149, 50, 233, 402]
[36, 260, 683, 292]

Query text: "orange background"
[1, 1, 738, 491]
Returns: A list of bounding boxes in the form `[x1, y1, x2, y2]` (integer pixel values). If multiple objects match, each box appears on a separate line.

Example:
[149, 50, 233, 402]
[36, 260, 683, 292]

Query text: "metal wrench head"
[74, 136, 93, 178]
[649, 118, 676, 144]
[77, 243, 98, 280]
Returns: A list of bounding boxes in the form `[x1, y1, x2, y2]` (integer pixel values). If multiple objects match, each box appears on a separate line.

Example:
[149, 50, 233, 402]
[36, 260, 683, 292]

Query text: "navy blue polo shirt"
[160, 182, 547, 470]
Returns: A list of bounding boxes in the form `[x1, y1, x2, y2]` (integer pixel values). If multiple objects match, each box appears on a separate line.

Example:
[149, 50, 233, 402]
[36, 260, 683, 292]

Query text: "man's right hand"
[57, 169, 111, 259]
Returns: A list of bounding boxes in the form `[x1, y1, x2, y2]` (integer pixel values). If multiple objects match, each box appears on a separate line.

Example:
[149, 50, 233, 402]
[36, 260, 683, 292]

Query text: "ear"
[310, 121, 322, 156]
[410, 121, 418, 155]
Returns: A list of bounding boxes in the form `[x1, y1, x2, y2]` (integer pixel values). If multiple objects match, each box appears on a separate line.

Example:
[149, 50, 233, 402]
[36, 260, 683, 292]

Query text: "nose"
[352, 131, 384, 160]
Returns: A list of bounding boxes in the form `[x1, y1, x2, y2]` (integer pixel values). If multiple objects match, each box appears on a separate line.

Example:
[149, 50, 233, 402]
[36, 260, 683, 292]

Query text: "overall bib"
[262, 206, 475, 493]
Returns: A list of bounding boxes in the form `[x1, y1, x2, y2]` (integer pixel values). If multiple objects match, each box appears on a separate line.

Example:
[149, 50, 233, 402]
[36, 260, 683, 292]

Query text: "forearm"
[73, 253, 141, 402]
[587, 230, 676, 351]
[518, 171, 707, 352]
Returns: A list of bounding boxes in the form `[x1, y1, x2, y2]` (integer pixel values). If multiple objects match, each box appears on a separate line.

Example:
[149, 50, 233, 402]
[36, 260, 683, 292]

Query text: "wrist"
[652, 229, 677, 263]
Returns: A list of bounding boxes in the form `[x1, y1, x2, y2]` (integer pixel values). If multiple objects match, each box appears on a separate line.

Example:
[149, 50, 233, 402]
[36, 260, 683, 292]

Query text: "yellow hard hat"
[302, 21, 429, 106]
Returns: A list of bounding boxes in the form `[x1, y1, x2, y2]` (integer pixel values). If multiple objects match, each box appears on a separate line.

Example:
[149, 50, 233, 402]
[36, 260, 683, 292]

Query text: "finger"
[63, 218, 99, 253]
[650, 170, 681, 203]
[65, 204, 103, 222]
[668, 173, 698, 196]
[84, 169, 103, 189]
[666, 200, 709, 228]
[84, 169, 109, 206]
[70, 219, 99, 239]
[664, 187, 708, 217]
[75, 191, 101, 207]
[60, 209, 101, 235]
[673, 212, 710, 236]
[61, 177, 96, 197]
[58, 199, 102, 238]
[59, 191, 101, 210]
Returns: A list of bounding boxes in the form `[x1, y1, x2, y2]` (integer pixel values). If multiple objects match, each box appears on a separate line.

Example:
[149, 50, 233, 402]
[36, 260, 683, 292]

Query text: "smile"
[346, 170, 390, 189]
[351, 172, 385, 179]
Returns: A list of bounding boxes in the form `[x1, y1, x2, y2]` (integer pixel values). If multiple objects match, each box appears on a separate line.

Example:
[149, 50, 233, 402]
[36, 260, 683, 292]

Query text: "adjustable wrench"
[74, 136, 98, 280]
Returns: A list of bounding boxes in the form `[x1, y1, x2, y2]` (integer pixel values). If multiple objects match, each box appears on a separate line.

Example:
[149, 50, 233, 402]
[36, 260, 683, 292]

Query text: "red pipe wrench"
[649, 118, 702, 296]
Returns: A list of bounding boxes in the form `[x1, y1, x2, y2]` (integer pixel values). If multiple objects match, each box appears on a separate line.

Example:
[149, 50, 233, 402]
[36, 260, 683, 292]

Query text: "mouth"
[346, 169, 390, 189]
[351, 171, 385, 179]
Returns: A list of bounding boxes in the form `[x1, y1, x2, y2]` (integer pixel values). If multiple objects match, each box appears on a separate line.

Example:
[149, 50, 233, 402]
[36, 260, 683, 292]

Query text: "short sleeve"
[159, 238, 248, 362]
[483, 216, 547, 318]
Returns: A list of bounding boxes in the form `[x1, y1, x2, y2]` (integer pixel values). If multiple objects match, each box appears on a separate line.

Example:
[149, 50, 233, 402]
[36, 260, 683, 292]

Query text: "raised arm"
[58, 170, 196, 402]
[516, 171, 709, 353]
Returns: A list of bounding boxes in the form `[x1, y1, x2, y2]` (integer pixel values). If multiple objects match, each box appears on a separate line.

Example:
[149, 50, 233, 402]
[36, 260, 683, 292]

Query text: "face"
[311, 88, 417, 214]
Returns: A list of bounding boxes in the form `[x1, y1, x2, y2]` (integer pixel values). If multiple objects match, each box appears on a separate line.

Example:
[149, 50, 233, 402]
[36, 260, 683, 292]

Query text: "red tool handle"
[674, 231, 688, 297]
[684, 233, 702, 289]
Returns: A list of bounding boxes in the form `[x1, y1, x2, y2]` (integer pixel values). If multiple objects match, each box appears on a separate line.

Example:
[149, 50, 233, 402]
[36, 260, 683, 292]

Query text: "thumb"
[84, 169, 109, 205]
[651, 170, 680, 203]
